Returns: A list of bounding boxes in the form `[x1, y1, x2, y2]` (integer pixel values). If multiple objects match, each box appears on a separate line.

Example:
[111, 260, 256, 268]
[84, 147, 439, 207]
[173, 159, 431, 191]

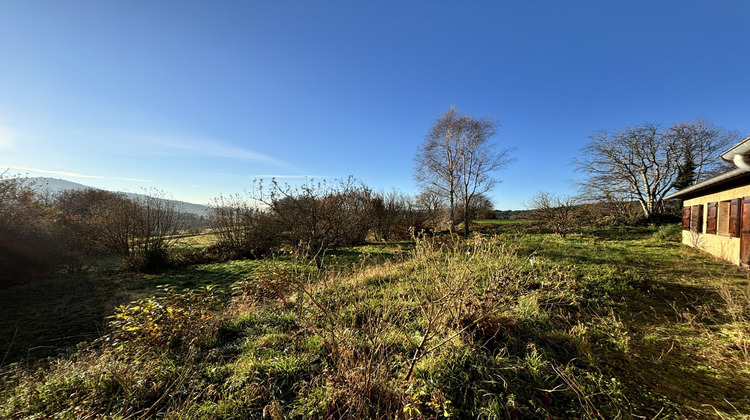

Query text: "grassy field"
[523, 229, 750, 416]
[1, 224, 749, 418]
[473, 218, 534, 224]
[0, 239, 409, 366]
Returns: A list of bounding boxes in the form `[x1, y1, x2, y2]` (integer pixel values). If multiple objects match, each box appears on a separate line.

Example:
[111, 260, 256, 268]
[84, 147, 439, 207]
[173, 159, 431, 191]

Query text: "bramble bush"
[106, 284, 222, 351]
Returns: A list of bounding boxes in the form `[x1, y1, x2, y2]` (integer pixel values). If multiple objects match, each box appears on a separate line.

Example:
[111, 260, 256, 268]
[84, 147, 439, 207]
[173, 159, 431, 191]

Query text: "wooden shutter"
[691, 205, 703, 233]
[682, 206, 691, 230]
[741, 197, 750, 266]
[729, 198, 741, 238]
[706, 202, 718, 234]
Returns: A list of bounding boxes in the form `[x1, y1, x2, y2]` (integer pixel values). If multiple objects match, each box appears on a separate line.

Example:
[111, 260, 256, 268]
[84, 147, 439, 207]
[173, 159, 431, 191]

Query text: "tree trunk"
[463, 205, 470, 238]
[448, 193, 455, 234]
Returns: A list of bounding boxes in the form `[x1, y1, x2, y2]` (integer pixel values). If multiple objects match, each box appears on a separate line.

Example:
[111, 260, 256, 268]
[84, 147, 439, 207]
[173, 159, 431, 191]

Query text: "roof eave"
[665, 168, 750, 200]
[720, 135, 750, 163]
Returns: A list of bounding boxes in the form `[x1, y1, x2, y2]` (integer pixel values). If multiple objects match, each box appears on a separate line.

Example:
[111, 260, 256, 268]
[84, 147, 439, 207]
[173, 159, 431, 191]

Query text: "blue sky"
[1, 1, 749, 209]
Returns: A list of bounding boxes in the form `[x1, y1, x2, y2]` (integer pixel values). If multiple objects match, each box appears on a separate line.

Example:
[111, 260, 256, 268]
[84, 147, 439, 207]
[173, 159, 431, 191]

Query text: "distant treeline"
[494, 209, 532, 219]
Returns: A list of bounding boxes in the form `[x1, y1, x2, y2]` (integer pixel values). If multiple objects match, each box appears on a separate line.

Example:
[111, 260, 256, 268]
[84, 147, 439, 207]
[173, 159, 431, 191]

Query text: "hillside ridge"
[26, 177, 209, 216]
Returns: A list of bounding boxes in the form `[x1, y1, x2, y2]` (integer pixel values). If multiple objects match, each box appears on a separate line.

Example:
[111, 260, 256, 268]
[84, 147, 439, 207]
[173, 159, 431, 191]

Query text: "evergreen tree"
[672, 153, 697, 190]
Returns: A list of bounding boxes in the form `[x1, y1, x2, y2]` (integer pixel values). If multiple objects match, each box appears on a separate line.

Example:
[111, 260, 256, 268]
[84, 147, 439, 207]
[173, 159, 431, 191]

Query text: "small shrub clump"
[0, 284, 226, 418]
[652, 223, 682, 242]
[106, 284, 223, 350]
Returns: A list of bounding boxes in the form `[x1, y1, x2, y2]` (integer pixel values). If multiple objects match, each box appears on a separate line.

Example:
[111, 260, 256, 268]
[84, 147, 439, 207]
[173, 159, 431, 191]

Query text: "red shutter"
[741, 197, 750, 266]
[682, 206, 691, 230]
[706, 202, 718, 234]
[730, 198, 741, 238]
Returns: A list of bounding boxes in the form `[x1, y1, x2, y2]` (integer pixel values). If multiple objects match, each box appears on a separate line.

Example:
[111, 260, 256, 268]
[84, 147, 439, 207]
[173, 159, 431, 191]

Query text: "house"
[665, 136, 750, 266]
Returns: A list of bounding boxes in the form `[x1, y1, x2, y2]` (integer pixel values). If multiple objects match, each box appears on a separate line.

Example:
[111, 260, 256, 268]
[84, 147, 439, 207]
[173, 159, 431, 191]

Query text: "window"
[718, 200, 731, 236]
[683, 200, 739, 237]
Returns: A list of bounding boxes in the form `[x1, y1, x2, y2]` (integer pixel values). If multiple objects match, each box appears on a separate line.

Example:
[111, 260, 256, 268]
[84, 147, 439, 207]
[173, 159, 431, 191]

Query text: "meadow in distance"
[1, 108, 750, 419]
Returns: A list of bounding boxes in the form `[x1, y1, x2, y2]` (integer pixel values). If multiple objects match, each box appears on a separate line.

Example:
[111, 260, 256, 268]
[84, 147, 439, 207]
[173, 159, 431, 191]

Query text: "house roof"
[666, 135, 750, 201]
[721, 135, 750, 163]
[665, 167, 750, 200]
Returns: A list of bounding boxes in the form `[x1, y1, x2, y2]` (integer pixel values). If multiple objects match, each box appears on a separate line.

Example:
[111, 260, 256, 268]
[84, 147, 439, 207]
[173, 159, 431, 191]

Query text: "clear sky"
[1, 1, 749, 209]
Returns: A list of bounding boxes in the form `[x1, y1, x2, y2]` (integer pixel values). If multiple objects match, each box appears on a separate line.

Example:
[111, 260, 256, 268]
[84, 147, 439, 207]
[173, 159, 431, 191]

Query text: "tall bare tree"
[576, 120, 742, 219]
[666, 118, 740, 185]
[414, 106, 513, 236]
[575, 123, 678, 218]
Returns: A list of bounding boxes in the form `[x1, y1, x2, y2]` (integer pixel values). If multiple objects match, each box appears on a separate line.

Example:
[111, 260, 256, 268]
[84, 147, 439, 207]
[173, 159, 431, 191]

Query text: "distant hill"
[26, 177, 210, 216]
[27, 177, 92, 193]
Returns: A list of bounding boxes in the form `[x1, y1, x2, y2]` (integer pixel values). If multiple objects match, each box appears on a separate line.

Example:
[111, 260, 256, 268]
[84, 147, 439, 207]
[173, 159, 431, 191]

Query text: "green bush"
[652, 223, 681, 242]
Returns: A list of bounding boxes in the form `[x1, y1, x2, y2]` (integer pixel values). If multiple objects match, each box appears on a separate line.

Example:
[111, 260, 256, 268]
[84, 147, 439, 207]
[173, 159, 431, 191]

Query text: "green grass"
[172, 231, 220, 252]
[0, 236, 407, 366]
[2, 226, 750, 418]
[473, 218, 535, 224]
[513, 229, 750, 416]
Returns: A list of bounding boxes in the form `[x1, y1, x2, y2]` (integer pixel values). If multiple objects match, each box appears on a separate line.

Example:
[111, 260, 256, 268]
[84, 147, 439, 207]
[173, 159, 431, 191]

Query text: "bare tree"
[369, 190, 409, 241]
[55, 189, 125, 269]
[414, 106, 514, 236]
[366, 190, 449, 240]
[576, 119, 741, 218]
[575, 123, 679, 219]
[413, 190, 447, 231]
[456, 192, 495, 221]
[0, 171, 32, 226]
[76, 191, 139, 260]
[414, 107, 462, 233]
[666, 118, 740, 185]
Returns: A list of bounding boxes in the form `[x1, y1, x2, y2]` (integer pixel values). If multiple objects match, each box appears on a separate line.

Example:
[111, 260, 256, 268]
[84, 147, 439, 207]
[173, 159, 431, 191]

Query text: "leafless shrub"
[456, 192, 495, 221]
[275, 265, 405, 418]
[208, 193, 274, 258]
[0, 172, 65, 282]
[527, 191, 586, 237]
[251, 177, 373, 269]
[369, 190, 410, 241]
[368, 190, 448, 241]
[57, 188, 188, 271]
[403, 236, 525, 382]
